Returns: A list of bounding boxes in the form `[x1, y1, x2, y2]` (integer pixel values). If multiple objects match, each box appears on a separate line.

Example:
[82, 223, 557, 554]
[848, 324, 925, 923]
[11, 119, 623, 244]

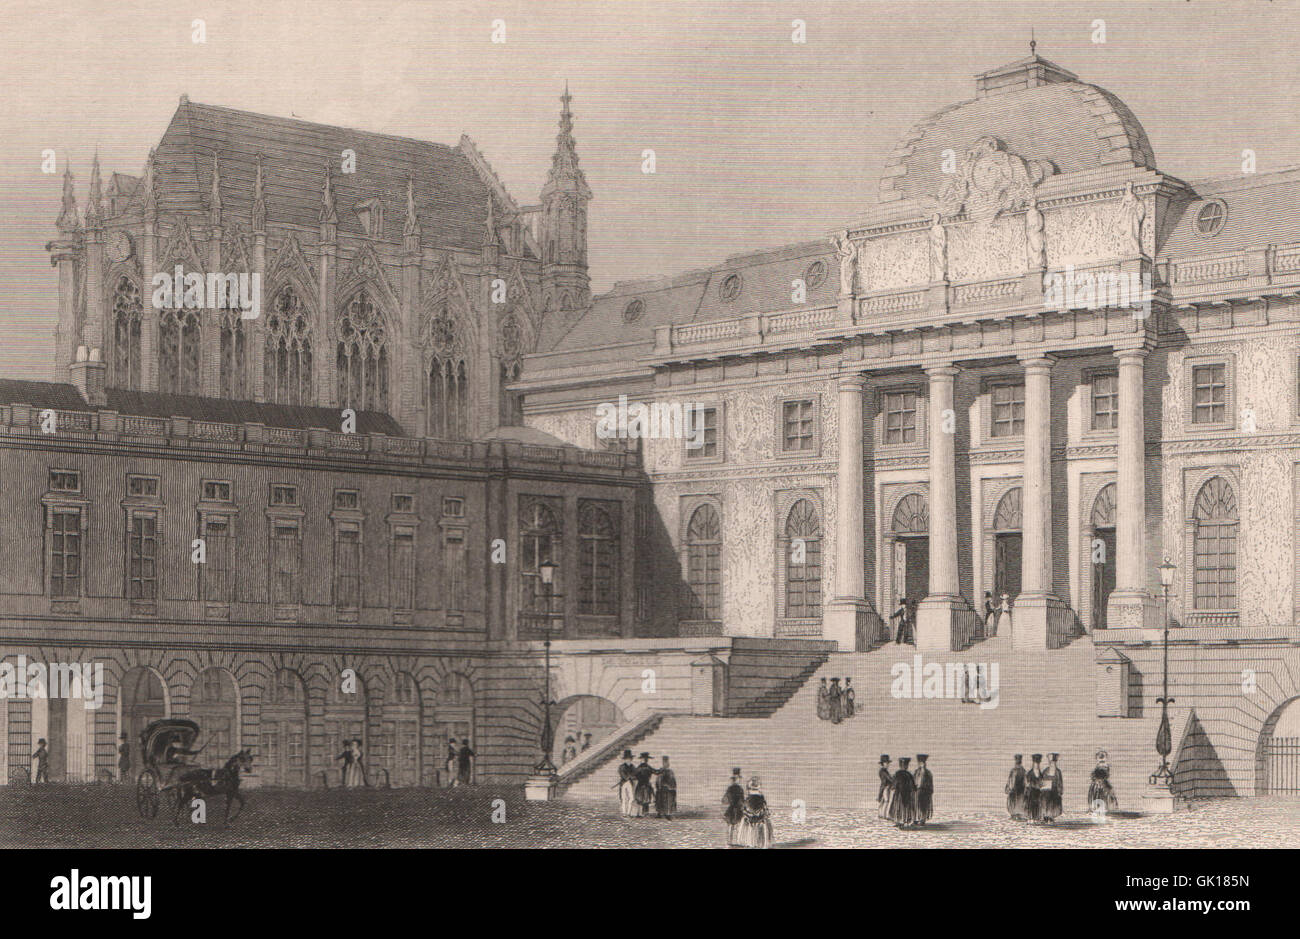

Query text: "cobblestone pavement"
[4, 784, 1300, 848]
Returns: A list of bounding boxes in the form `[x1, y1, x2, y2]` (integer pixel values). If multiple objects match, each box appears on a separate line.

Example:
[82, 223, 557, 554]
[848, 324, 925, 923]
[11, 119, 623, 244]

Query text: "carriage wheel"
[136, 770, 160, 818]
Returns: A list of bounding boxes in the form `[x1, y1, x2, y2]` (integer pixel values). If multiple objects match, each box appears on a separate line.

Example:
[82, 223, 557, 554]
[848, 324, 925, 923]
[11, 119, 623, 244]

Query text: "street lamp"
[534, 559, 559, 775]
[1150, 557, 1177, 787]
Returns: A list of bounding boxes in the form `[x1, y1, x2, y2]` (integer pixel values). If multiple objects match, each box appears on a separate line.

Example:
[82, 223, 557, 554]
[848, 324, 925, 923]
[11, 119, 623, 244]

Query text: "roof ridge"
[179, 99, 462, 153]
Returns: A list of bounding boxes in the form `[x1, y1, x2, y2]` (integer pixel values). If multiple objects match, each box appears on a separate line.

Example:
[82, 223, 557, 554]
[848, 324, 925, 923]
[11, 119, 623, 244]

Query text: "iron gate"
[1264, 736, 1300, 794]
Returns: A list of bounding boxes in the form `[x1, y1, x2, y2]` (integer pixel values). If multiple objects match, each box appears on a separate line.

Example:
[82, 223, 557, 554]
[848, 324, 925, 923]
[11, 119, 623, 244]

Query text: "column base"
[824, 598, 873, 652]
[524, 773, 558, 801]
[1011, 593, 1070, 650]
[1106, 590, 1159, 629]
[916, 595, 962, 652]
[1141, 781, 1187, 814]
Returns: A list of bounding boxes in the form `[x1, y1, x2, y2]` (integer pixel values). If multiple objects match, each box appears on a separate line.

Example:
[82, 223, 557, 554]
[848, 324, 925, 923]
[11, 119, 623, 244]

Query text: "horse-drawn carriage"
[135, 718, 252, 822]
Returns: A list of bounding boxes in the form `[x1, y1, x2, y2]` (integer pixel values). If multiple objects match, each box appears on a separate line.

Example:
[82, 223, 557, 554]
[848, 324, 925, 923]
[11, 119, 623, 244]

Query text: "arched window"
[520, 502, 560, 616]
[427, 355, 468, 438]
[578, 503, 619, 616]
[684, 504, 722, 622]
[159, 306, 201, 395]
[993, 488, 1022, 531]
[219, 307, 247, 400]
[1193, 476, 1238, 610]
[892, 493, 929, 534]
[1091, 483, 1117, 529]
[784, 499, 822, 620]
[337, 290, 388, 412]
[112, 276, 142, 390]
[265, 286, 313, 405]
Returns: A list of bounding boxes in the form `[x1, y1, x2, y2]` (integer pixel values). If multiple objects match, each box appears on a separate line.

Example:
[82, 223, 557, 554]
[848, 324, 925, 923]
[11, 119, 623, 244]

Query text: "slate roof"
[0, 380, 404, 435]
[140, 100, 513, 253]
[1158, 167, 1300, 258]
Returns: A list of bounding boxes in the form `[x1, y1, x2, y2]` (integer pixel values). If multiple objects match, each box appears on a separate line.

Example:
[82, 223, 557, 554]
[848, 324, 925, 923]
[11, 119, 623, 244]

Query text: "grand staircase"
[561, 635, 1165, 813]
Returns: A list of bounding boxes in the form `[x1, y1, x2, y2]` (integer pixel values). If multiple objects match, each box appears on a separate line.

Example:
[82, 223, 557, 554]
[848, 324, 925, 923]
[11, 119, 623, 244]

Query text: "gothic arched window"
[112, 276, 142, 390]
[219, 306, 248, 400]
[424, 306, 468, 439]
[1193, 476, 1238, 610]
[520, 501, 560, 618]
[784, 499, 822, 620]
[336, 290, 388, 412]
[578, 503, 619, 616]
[265, 286, 313, 405]
[159, 306, 201, 395]
[684, 503, 722, 623]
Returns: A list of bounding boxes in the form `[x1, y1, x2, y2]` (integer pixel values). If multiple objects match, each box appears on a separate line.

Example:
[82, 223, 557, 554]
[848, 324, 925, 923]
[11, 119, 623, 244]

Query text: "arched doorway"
[550, 694, 627, 767]
[324, 673, 368, 786]
[385, 672, 422, 787]
[1089, 484, 1117, 629]
[1257, 697, 1300, 795]
[891, 494, 929, 608]
[992, 488, 1023, 604]
[261, 669, 309, 787]
[191, 668, 239, 760]
[120, 667, 169, 759]
[434, 673, 475, 786]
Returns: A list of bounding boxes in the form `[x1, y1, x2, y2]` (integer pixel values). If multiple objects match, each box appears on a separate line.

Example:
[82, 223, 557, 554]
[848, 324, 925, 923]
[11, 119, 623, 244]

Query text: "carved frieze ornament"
[936, 135, 1057, 221]
[832, 230, 858, 295]
[928, 213, 948, 282]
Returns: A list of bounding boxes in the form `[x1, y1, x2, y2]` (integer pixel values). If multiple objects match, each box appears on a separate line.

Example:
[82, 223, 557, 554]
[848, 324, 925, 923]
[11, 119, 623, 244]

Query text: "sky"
[1, 0, 1297, 380]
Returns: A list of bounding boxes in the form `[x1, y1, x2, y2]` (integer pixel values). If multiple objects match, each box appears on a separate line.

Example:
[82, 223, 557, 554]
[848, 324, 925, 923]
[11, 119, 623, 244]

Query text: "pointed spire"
[142, 148, 158, 218]
[543, 84, 591, 201]
[209, 152, 223, 227]
[56, 164, 79, 232]
[251, 153, 266, 232]
[319, 162, 337, 225]
[85, 151, 103, 225]
[403, 175, 420, 238]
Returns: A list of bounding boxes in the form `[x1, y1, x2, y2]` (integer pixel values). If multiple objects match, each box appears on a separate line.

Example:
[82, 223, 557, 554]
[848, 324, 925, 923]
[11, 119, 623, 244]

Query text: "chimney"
[69, 345, 107, 407]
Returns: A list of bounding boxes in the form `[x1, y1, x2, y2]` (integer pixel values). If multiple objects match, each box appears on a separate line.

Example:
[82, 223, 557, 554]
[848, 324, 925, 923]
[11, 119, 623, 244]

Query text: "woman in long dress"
[815, 678, 830, 720]
[739, 778, 774, 848]
[347, 739, 366, 788]
[1041, 753, 1064, 823]
[996, 593, 1013, 636]
[888, 757, 917, 828]
[1087, 750, 1119, 813]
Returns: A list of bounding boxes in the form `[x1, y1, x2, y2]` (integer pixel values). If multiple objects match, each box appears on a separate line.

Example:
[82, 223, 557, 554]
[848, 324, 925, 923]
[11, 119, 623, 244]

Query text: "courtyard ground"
[4, 784, 1300, 848]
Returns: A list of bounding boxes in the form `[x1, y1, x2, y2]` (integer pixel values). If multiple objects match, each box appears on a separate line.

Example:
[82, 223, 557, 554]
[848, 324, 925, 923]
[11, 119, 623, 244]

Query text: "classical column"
[916, 365, 960, 651]
[825, 374, 871, 650]
[1107, 346, 1154, 627]
[1014, 355, 1067, 648]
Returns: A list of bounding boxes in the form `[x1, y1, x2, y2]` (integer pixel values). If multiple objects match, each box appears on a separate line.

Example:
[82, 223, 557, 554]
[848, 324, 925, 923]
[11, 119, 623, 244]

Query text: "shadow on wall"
[632, 470, 697, 637]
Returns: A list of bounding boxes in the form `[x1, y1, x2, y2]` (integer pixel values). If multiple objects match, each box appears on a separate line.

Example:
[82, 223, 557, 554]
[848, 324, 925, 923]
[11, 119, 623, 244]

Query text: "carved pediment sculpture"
[936, 136, 1057, 222]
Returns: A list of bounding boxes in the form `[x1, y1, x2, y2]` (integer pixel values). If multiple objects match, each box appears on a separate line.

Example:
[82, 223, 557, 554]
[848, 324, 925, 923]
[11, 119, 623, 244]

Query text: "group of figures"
[982, 591, 1012, 636]
[444, 737, 476, 787]
[722, 768, 774, 848]
[335, 738, 368, 788]
[814, 677, 856, 722]
[559, 733, 594, 765]
[615, 751, 677, 819]
[1004, 753, 1067, 822]
[876, 754, 935, 829]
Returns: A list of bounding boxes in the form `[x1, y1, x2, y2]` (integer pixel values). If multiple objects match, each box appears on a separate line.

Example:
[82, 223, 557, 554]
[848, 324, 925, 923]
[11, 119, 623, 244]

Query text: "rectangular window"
[201, 515, 233, 602]
[271, 484, 299, 507]
[685, 407, 719, 459]
[50, 470, 80, 493]
[1192, 364, 1227, 425]
[391, 528, 414, 611]
[334, 490, 359, 510]
[1091, 373, 1119, 431]
[271, 521, 301, 604]
[202, 480, 232, 502]
[334, 524, 361, 610]
[127, 475, 159, 498]
[442, 497, 464, 518]
[781, 399, 815, 452]
[392, 494, 415, 514]
[127, 512, 159, 600]
[444, 529, 466, 612]
[990, 383, 1025, 437]
[49, 508, 81, 598]
[883, 391, 918, 445]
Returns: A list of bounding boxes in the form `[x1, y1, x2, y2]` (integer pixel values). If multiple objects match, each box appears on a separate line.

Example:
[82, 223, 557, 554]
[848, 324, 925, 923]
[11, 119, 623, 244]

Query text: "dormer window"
[355, 198, 385, 237]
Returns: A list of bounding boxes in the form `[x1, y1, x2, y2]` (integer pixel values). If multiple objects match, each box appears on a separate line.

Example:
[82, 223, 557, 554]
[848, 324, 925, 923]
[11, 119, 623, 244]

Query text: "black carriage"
[135, 718, 202, 819]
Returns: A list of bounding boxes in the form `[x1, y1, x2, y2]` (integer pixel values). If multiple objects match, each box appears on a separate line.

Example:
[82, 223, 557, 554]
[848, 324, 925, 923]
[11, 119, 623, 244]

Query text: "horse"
[172, 749, 254, 825]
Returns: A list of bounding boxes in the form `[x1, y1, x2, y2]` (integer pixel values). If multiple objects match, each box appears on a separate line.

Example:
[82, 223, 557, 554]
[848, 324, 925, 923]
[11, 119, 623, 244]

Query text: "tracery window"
[1192, 476, 1237, 611]
[684, 503, 722, 622]
[784, 499, 822, 620]
[425, 309, 467, 438]
[337, 290, 388, 412]
[159, 307, 201, 395]
[112, 276, 142, 390]
[265, 286, 313, 405]
[578, 502, 619, 616]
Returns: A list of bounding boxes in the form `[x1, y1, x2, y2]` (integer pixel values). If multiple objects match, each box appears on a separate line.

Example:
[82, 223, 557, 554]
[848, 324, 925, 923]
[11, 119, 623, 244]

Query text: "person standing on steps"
[889, 756, 918, 828]
[616, 749, 637, 817]
[843, 678, 856, 718]
[723, 767, 746, 846]
[983, 591, 998, 637]
[581, 732, 593, 753]
[997, 592, 1013, 636]
[877, 754, 895, 820]
[562, 735, 578, 765]
[829, 678, 844, 724]
[914, 754, 934, 827]
[1025, 753, 1044, 822]
[1041, 753, 1064, 824]
[891, 597, 909, 644]
[1005, 754, 1028, 820]
[816, 677, 831, 721]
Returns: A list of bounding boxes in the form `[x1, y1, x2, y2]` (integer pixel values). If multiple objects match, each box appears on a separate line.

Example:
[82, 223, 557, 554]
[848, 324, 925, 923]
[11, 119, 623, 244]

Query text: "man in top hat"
[561, 735, 578, 765]
[722, 767, 746, 846]
[891, 597, 910, 644]
[581, 732, 593, 752]
[633, 752, 657, 817]
[1041, 753, 1064, 823]
[655, 755, 677, 819]
[877, 754, 895, 819]
[1025, 754, 1045, 822]
[1005, 754, 1028, 819]
[843, 677, 856, 718]
[888, 756, 917, 827]
[914, 754, 934, 826]
[32, 739, 50, 784]
[616, 749, 637, 816]
[828, 678, 844, 724]
[118, 732, 131, 783]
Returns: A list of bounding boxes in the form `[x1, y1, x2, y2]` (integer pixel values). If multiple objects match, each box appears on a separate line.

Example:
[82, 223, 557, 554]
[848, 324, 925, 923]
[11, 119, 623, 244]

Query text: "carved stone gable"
[936, 136, 1057, 222]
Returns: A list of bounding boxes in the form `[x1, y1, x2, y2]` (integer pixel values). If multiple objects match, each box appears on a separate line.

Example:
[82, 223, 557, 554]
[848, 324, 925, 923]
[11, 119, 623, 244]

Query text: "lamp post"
[1150, 557, 1177, 787]
[534, 558, 559, 776]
